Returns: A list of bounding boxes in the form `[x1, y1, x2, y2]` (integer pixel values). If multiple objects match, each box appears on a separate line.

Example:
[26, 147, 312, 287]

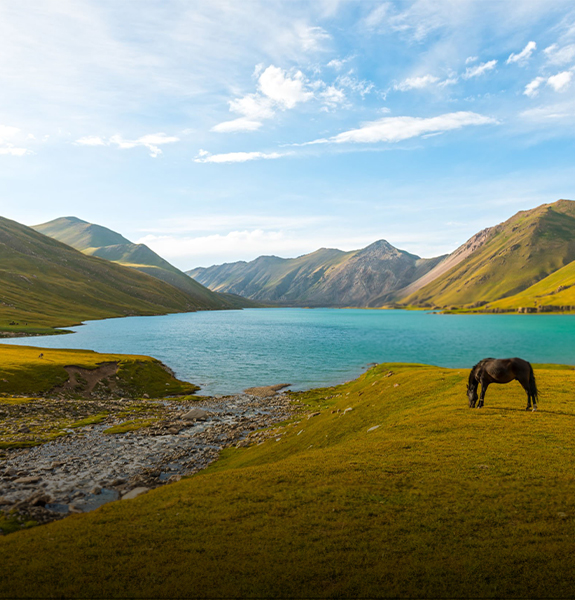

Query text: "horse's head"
[467, 367, 479, 408]
[467, 382, 478, 408]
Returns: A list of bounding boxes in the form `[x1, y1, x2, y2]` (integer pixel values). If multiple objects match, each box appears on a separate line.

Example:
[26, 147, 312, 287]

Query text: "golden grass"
[0, 344, 198, 397]
[1, 363, 574, 597]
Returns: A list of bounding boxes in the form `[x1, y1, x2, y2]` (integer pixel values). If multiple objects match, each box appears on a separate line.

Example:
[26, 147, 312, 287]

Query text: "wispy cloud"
[544, 43, 575, 65]
[506, 41, 536, 65]
[463, 60, 497, 79]
[75, 132, 179, 157]
[394, 74, 439, 91]
[524, 77, 545, 97]
[194, 149, 290, 163]
[306, 111, 498, 145]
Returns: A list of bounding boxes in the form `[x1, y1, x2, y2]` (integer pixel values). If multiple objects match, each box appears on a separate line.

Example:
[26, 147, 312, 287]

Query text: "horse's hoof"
[532, 407, 538, 412]
[525, 407, 530, 411]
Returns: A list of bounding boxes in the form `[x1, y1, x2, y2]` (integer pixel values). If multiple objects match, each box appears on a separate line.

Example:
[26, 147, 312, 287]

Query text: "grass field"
[1, 361, 574, 597]
[0, 344, 198, 397]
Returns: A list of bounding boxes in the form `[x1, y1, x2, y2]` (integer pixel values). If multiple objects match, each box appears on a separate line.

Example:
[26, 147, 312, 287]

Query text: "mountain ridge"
[188, 239, 446, 307]
[33, 217, 258, 310]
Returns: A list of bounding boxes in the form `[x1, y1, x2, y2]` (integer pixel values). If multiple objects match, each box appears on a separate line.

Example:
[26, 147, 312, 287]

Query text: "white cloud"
[547, 70, 573, 92]
[438, 77, 459, 88]
[463, 60, 497, 79]
[335, 74, 375, 97]
[229, 93, 275, 120]
[257, 65, 313, 109]
[465, 56, 478, 64]
[0, 124, 32, 156]
[0, 146, 31, 156]
[524, 77, 545, 97]
[320, 85, 347, 108]
[327, 56, 353, 70]
[211, 118, 263, 133]
[520, 99, 575, 122]
[394, 74, 439, 91]
[544, 43, 575, 65]
[75, 135, 107, 146]
[74, 132, 179, 157]
[194, 149, 289, 163]
[212, 65, 314, 133]
[506, 41, 537, 65]
[307, 111, 497, 145]
[296, 24, 331, 52]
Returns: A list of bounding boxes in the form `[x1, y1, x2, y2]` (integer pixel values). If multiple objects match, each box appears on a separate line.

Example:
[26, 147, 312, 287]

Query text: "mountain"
[0, 216, 249, 335]
[398, 199, 575, 308]
[188, 240, 445, 307]
[33, 217, 257, 310]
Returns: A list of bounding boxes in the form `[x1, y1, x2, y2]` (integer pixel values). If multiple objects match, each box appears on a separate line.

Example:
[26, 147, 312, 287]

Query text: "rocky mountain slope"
[399, 199, 575, 309]
[33, 217, 256, 310]
[188, 240, 445, 307]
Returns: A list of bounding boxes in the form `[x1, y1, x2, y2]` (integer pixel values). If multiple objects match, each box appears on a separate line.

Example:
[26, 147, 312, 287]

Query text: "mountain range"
[188, 240, 445, 307]
[189, 199, 575, 312]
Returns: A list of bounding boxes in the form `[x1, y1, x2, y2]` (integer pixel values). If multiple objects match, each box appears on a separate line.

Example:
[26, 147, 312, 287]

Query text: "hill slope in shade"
[0, 216, 228, 334]
[399, 199, 575, 308]
[2, 362, 575, 597]
[33, 217, 257, 310]
[188, 240, 445, 307]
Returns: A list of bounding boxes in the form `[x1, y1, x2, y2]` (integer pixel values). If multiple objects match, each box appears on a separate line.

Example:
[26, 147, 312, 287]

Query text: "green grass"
[486, 259, 575, 311]
[401, 199, 575, 309]
[0, 344, 198, 397]
[1, 362, 575, 597]
[69, 413, 109, 428]
[103, 418, 155, 434]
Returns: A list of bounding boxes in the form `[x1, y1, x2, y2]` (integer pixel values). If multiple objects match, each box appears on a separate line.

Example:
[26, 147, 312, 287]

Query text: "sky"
[1, 0, 575, 269]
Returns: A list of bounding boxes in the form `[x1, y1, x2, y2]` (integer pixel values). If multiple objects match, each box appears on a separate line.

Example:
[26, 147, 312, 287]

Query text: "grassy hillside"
[189, 241, 444, 307]
[0, 216, 227, 335]
[2, 362, 574, 597]
[485, 258, 575, 311]
[33, 217, 257, 309]
[0, 344, 197, 397]
[34, 216, 130, 249]
[400, 199, 575, 309]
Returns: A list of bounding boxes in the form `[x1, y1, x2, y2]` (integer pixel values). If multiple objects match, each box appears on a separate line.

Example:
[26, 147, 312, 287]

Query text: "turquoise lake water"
[2, 308, 575, 395]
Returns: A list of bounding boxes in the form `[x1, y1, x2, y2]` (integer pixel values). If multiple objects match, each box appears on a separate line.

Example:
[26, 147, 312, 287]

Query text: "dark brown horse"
[467, 358, 538, 411]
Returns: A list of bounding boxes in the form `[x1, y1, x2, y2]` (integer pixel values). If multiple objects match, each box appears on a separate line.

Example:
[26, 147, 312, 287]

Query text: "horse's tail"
[529, 364, 538, 403]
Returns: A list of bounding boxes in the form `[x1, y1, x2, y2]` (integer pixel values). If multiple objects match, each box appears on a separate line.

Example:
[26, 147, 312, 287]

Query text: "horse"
[467, 357, 538, 411]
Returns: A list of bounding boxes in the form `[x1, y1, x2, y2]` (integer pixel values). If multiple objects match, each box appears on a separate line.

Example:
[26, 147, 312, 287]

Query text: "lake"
[2, 308, 575, 395]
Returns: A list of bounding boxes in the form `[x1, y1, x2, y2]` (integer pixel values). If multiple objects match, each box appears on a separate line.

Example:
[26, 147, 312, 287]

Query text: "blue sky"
[1, 0, 575, 269]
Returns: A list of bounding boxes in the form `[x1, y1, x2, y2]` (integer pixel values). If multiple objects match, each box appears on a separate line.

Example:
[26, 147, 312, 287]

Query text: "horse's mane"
[468, 358, 495, 387]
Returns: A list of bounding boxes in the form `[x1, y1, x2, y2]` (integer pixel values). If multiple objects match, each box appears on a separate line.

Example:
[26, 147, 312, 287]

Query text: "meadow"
[1, 360, 574, 597]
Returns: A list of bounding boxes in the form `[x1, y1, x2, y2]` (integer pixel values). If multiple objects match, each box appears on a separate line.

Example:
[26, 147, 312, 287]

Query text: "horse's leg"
[477, 380, 489, 408]
[519, 377, 532, 411]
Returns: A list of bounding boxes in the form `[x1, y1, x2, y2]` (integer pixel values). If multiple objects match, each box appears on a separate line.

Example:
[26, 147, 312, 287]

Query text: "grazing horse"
[467, 357, 538, 411]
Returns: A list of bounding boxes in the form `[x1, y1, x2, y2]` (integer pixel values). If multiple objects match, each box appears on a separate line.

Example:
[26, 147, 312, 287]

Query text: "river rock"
[122, 487, 150, 500]
[13, 476, 41, 485]
[182, 408, 209, 421]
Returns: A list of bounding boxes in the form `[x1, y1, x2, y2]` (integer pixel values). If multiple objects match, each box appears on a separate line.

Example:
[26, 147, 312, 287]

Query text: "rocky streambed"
[0, 390, 298, 531]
